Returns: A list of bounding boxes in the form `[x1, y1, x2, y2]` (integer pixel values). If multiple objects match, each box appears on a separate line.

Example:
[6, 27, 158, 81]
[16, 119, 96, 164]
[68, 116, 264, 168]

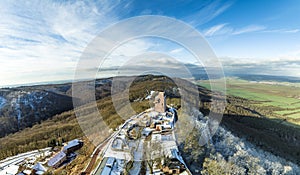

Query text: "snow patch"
[0, 96, 6, 110]
[145, 91, 155, 100]
[192, 114, 300, 174]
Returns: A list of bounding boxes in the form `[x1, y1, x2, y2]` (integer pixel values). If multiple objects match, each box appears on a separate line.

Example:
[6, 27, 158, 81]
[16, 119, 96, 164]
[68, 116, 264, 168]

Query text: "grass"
[197, 78, 300, 121]
[285, 113, 300, 119]
[274, 108, 300, 115]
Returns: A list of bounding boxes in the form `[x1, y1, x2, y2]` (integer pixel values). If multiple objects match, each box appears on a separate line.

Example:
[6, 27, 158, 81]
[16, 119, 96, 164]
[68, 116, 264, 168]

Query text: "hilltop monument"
[154, 92, 166, 113]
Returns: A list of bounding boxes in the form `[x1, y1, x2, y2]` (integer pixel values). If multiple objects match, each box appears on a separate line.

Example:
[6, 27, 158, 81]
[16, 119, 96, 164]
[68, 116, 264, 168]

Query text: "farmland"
[196, 77, 300, 124]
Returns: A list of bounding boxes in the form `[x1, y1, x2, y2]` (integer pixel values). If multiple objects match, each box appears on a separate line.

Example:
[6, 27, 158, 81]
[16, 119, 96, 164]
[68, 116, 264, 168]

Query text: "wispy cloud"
[184, 0, 233, 27]
[285, 29, 300, 33]
[220, 50, 300, 77]
[204, 23, 299, 37]
[170, 48, 184, 54]
[0, 0, 125, 86]
[1, 0, 300, 86]
[204, 24, 266, 37]
[204, 23, 230, 37]
[262, 29, 300, 34]
[232, 25, 266, 35]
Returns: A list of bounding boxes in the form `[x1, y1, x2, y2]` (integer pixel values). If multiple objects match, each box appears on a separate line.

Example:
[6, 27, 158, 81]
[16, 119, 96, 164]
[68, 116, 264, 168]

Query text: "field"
[196, 78, 300, 123]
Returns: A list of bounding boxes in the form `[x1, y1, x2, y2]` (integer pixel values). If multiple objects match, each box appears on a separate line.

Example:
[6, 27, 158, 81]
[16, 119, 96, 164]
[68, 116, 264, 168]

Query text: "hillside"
[0, 75, 300, 174]
[0, 79, 112, 137]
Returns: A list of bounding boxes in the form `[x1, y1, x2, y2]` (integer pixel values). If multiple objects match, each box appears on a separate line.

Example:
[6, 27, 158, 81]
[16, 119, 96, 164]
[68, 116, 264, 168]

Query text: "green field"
[197, 78, 300, 122]
[274, 108, 300, 115]
[285, 113, 300, 119]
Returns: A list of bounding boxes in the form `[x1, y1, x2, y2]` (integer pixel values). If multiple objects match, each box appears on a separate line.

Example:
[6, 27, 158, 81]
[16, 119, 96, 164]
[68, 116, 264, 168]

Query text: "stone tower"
[154, 92, 166, 113]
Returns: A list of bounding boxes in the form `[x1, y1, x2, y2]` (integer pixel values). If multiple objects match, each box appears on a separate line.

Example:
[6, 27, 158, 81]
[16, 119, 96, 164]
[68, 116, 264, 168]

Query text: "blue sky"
[0, 0, 300, 86]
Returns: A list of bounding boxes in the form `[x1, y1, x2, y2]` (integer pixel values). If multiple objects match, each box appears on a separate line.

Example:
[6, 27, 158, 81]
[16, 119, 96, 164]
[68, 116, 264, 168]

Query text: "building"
[98, 157, 126, 175]
[18, 169, 31, 175]
[111, 135, 129, 151]
[22, 169, 32, 175]
[47, 151, 66, 168]
[48, 139, 83, 168]
[63, 139, 84, 154]
[162, 149, 187, 174]
[154, 92, 166, 113]
[105, 157, 115, 167]
[155, 124, 163, 131]
[32, 162, 47, 175]
[162, 158, 186, 174]
[100, 166, 112, 175]
[141, 128, 154, 137]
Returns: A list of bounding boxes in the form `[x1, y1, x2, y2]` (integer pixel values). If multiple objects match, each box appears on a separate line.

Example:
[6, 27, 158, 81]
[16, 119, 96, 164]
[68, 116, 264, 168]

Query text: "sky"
[1, 0, 300, 86]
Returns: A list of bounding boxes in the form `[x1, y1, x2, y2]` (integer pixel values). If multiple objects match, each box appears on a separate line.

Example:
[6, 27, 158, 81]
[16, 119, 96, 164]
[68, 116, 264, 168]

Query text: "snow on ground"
[132, 140, 144, 161]
[145, 91, 155, 100]
[212, 126, 300, 174]
[129, 162, 142, 175]
[104, 139, 131, 160]
[189, 110, 300, 174]
[0, 148, 52, 169]
[0, 96, 6, 110]
[0, 164, 19, 175]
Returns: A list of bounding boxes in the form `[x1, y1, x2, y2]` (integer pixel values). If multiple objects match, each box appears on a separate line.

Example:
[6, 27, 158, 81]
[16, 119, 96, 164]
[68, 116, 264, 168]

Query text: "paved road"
[81, 115, 137, 175]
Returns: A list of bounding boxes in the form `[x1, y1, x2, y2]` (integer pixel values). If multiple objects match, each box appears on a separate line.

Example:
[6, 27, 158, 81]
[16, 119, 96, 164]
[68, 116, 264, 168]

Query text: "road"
[81, 115, 139, 175]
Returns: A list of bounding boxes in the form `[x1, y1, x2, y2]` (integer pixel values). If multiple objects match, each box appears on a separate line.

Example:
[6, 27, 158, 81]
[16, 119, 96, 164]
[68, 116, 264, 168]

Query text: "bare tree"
[143, 140, 163, 174]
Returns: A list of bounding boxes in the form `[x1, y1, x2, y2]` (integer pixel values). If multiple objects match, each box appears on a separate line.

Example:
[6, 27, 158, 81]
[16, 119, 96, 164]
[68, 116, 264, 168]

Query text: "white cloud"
[232, 25, 266, 35]
[284, 29, 300, 33]
[277, 48, 300, 61]
[262, 29, 300, 34]
[203, 24, 299, 37]
[184, 1, 233, 27]
[203, 24, 266, 37]
[204, 23, 228, 37]
[219, 51, 300, 77]
[112, 39, 155, 57]
[2, 0, 299, 86]
[0, 0, 122, 86]
[170, 48, 184, 54]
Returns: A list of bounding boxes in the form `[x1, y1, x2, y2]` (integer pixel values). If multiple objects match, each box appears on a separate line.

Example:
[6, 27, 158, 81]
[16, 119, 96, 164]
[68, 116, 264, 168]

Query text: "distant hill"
[185, 63, 300, 83]
[231, 74, 300, 83]
[0, 78, 113, 137]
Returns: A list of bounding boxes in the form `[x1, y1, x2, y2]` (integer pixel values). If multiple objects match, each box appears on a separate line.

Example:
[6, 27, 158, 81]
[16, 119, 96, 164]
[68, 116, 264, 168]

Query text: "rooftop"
[47, 151, 66, 167]
[33, 162, 47, 172]
[63, 139, 83, 151]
